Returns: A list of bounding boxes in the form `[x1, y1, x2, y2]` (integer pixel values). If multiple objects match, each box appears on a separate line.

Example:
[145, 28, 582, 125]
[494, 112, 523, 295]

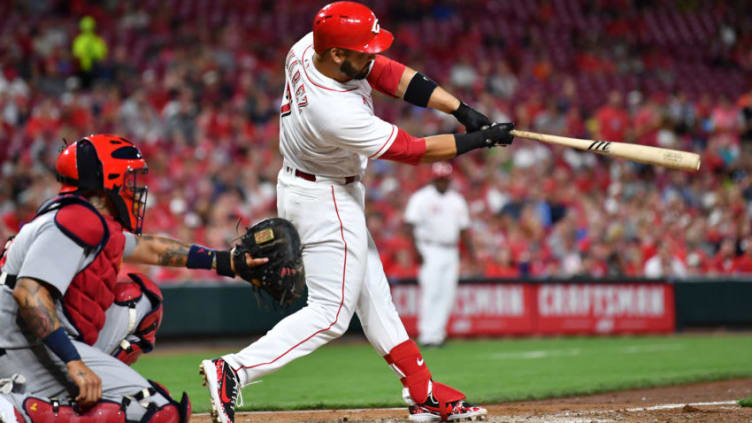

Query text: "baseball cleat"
[408, 398, 487, 422]
[200, 358, 240, 423]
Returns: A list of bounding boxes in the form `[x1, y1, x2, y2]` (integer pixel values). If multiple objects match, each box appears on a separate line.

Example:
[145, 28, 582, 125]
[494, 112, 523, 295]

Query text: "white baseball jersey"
[404, 185, 470, 246]
[279, 32, 398, 178]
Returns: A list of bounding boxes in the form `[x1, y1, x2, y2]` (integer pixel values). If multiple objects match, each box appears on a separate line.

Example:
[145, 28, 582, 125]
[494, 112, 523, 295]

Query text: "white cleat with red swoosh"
[200, 358, 240, 423]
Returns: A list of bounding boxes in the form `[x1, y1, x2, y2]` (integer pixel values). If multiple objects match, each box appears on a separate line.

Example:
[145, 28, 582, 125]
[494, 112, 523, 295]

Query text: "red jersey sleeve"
[367, 55, 406, 98]
[377, 128, 426, 165]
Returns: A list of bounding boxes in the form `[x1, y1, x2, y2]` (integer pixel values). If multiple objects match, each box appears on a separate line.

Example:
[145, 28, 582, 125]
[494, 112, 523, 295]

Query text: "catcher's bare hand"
[67, 360, 101, 407]
[230, 247, 268, 274]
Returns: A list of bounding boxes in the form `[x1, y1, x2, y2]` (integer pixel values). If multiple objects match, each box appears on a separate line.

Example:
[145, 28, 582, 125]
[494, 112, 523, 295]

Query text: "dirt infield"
[192, 378, 752, 423]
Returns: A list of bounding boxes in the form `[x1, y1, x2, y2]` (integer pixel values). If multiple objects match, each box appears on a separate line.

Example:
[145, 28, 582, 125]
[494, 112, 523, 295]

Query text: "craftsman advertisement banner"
[391, 284, 537, 336]
[390, 282, 675, 336]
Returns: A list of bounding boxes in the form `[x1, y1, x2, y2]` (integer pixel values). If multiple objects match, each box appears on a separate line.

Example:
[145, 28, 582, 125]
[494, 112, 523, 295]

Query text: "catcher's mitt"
[232, 218, 306, 306]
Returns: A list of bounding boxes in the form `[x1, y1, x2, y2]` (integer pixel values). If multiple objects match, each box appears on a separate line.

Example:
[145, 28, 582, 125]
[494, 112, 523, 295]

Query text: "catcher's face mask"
[121, 167, 149, 234]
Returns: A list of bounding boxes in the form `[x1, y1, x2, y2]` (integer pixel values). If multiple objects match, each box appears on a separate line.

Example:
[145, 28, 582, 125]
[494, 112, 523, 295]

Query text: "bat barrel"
[510, 130, 701, 172]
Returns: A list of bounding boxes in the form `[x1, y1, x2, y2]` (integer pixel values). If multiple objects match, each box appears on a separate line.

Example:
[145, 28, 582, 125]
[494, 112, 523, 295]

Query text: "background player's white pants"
[416, 245, 459, 345]
[224, 168, 409, 386]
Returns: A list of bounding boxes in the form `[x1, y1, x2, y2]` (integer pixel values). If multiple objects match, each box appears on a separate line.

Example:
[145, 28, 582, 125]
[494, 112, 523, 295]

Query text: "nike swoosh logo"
[220, 379, 232, 404]
[417, 358, 424, 366]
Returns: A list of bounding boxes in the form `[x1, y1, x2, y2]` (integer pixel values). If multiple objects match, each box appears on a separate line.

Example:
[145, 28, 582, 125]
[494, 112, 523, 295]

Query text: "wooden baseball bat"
[510, 129, 701, 172]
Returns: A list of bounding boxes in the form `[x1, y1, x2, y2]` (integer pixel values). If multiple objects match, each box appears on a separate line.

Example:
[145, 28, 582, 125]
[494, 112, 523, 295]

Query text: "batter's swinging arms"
[200, 2, 515, 422]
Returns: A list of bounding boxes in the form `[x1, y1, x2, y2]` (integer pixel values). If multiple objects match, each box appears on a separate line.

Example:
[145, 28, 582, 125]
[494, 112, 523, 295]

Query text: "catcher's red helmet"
[56, 134, 148, 234]
[313, 1, 393, 54]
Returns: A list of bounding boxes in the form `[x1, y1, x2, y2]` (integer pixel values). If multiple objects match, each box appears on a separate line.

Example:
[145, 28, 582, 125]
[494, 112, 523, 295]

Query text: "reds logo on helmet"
[313, 1, 394, 54]
[56, 134, 149, 234]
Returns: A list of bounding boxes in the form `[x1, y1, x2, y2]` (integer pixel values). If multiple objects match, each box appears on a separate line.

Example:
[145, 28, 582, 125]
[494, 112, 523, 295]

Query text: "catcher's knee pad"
[384, 340, 432, 404]
[22, 398, 126, 423]
[112, 273, 164, 365]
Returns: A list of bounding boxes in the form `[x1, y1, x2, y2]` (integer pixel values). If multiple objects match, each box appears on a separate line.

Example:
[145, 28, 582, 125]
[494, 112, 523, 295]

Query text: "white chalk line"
[193, 407, 405, 417]
[488, 343, 682, 360]
[625, 399, 738, 411]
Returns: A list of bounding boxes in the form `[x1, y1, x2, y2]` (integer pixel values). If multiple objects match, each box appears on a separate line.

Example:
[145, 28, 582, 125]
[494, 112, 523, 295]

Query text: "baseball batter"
[0, 135, 266, 423]
[405, 163, 474, 348]
[200, 2, 515, 422]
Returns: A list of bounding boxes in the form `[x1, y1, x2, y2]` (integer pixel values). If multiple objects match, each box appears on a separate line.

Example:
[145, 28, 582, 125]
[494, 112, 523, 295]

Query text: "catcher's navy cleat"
[200, 358, 240, 423]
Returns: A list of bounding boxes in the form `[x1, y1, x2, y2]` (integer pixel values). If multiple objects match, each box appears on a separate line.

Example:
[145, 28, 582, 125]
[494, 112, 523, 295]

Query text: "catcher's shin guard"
[22, 398, 127, 423]
[21, 382, 190, 423]
[144, 380, 191, 423]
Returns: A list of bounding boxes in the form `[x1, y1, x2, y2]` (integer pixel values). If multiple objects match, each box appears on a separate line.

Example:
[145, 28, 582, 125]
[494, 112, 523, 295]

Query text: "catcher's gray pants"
[0, 341, 169, 422]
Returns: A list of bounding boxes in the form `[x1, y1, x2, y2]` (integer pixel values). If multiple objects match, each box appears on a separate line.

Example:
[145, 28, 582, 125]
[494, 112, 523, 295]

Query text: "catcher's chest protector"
[37, 195, 126, 345]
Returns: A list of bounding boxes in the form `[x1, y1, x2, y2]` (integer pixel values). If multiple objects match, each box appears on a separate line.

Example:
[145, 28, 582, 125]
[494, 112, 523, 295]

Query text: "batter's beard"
[340, 60, 370, 80]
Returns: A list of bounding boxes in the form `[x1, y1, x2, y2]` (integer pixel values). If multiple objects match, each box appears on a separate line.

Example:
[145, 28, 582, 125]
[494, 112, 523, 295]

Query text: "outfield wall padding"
[157, 278, 752, 337]
[673, 280, 752, 328]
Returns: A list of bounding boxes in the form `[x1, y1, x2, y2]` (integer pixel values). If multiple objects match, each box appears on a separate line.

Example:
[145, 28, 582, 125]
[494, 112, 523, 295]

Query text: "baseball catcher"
[0, 134, 268, 423]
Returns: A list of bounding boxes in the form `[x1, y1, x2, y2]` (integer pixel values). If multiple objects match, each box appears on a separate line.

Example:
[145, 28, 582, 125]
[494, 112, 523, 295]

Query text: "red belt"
[287, 167, 358, 184]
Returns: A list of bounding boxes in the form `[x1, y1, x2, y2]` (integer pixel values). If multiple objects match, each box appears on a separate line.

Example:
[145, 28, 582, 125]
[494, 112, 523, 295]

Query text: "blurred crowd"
[1, 0, 751, 282]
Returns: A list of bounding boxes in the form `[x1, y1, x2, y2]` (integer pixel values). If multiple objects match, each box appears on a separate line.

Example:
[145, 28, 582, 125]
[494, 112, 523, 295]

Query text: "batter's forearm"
[421, 134, 458, 162]
[426, 87, 461, 114]
[13, 278, 60, 339]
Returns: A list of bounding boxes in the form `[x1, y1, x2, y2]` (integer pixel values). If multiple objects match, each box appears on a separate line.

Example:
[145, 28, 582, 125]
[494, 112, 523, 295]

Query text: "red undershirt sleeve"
[378, 128, 426, 165]
[367, 55, 406, 98]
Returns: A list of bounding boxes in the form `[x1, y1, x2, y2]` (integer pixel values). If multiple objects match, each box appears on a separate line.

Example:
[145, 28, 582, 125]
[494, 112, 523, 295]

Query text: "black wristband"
[43, 327, 81, 363]
[404, 72, 438, 108]
[454, 132, 492, 155]
[215, 250, 235, 277]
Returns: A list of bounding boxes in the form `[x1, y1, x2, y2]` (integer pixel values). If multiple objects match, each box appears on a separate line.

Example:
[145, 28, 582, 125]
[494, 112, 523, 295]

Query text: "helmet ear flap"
[107, 190, 134, 231]
[76, 139, 104, 193]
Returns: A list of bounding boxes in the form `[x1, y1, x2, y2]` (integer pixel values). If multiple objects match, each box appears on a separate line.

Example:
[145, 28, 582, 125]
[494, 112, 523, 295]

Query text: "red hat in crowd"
[432, 162, 453, 178]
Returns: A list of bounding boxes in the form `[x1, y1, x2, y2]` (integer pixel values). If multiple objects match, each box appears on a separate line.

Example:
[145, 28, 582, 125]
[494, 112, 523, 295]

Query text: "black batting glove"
[452, 102, 493, 132]
[454, 122, 515, 155]
[481, 122, 515, 146]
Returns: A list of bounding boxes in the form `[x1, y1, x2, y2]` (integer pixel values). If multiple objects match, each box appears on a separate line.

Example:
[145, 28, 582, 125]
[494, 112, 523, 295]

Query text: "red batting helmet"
[313, 1, 394, 54]
[56, 134, 148, 234]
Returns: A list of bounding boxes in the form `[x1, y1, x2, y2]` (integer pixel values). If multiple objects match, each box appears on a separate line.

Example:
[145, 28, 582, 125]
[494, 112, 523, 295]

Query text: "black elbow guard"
[404, 72, 438, 107]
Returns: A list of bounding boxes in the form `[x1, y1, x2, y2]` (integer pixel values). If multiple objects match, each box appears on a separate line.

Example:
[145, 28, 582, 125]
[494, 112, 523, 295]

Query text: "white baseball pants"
[224, 168, 409, 386]
[416, 244, 459, 345]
